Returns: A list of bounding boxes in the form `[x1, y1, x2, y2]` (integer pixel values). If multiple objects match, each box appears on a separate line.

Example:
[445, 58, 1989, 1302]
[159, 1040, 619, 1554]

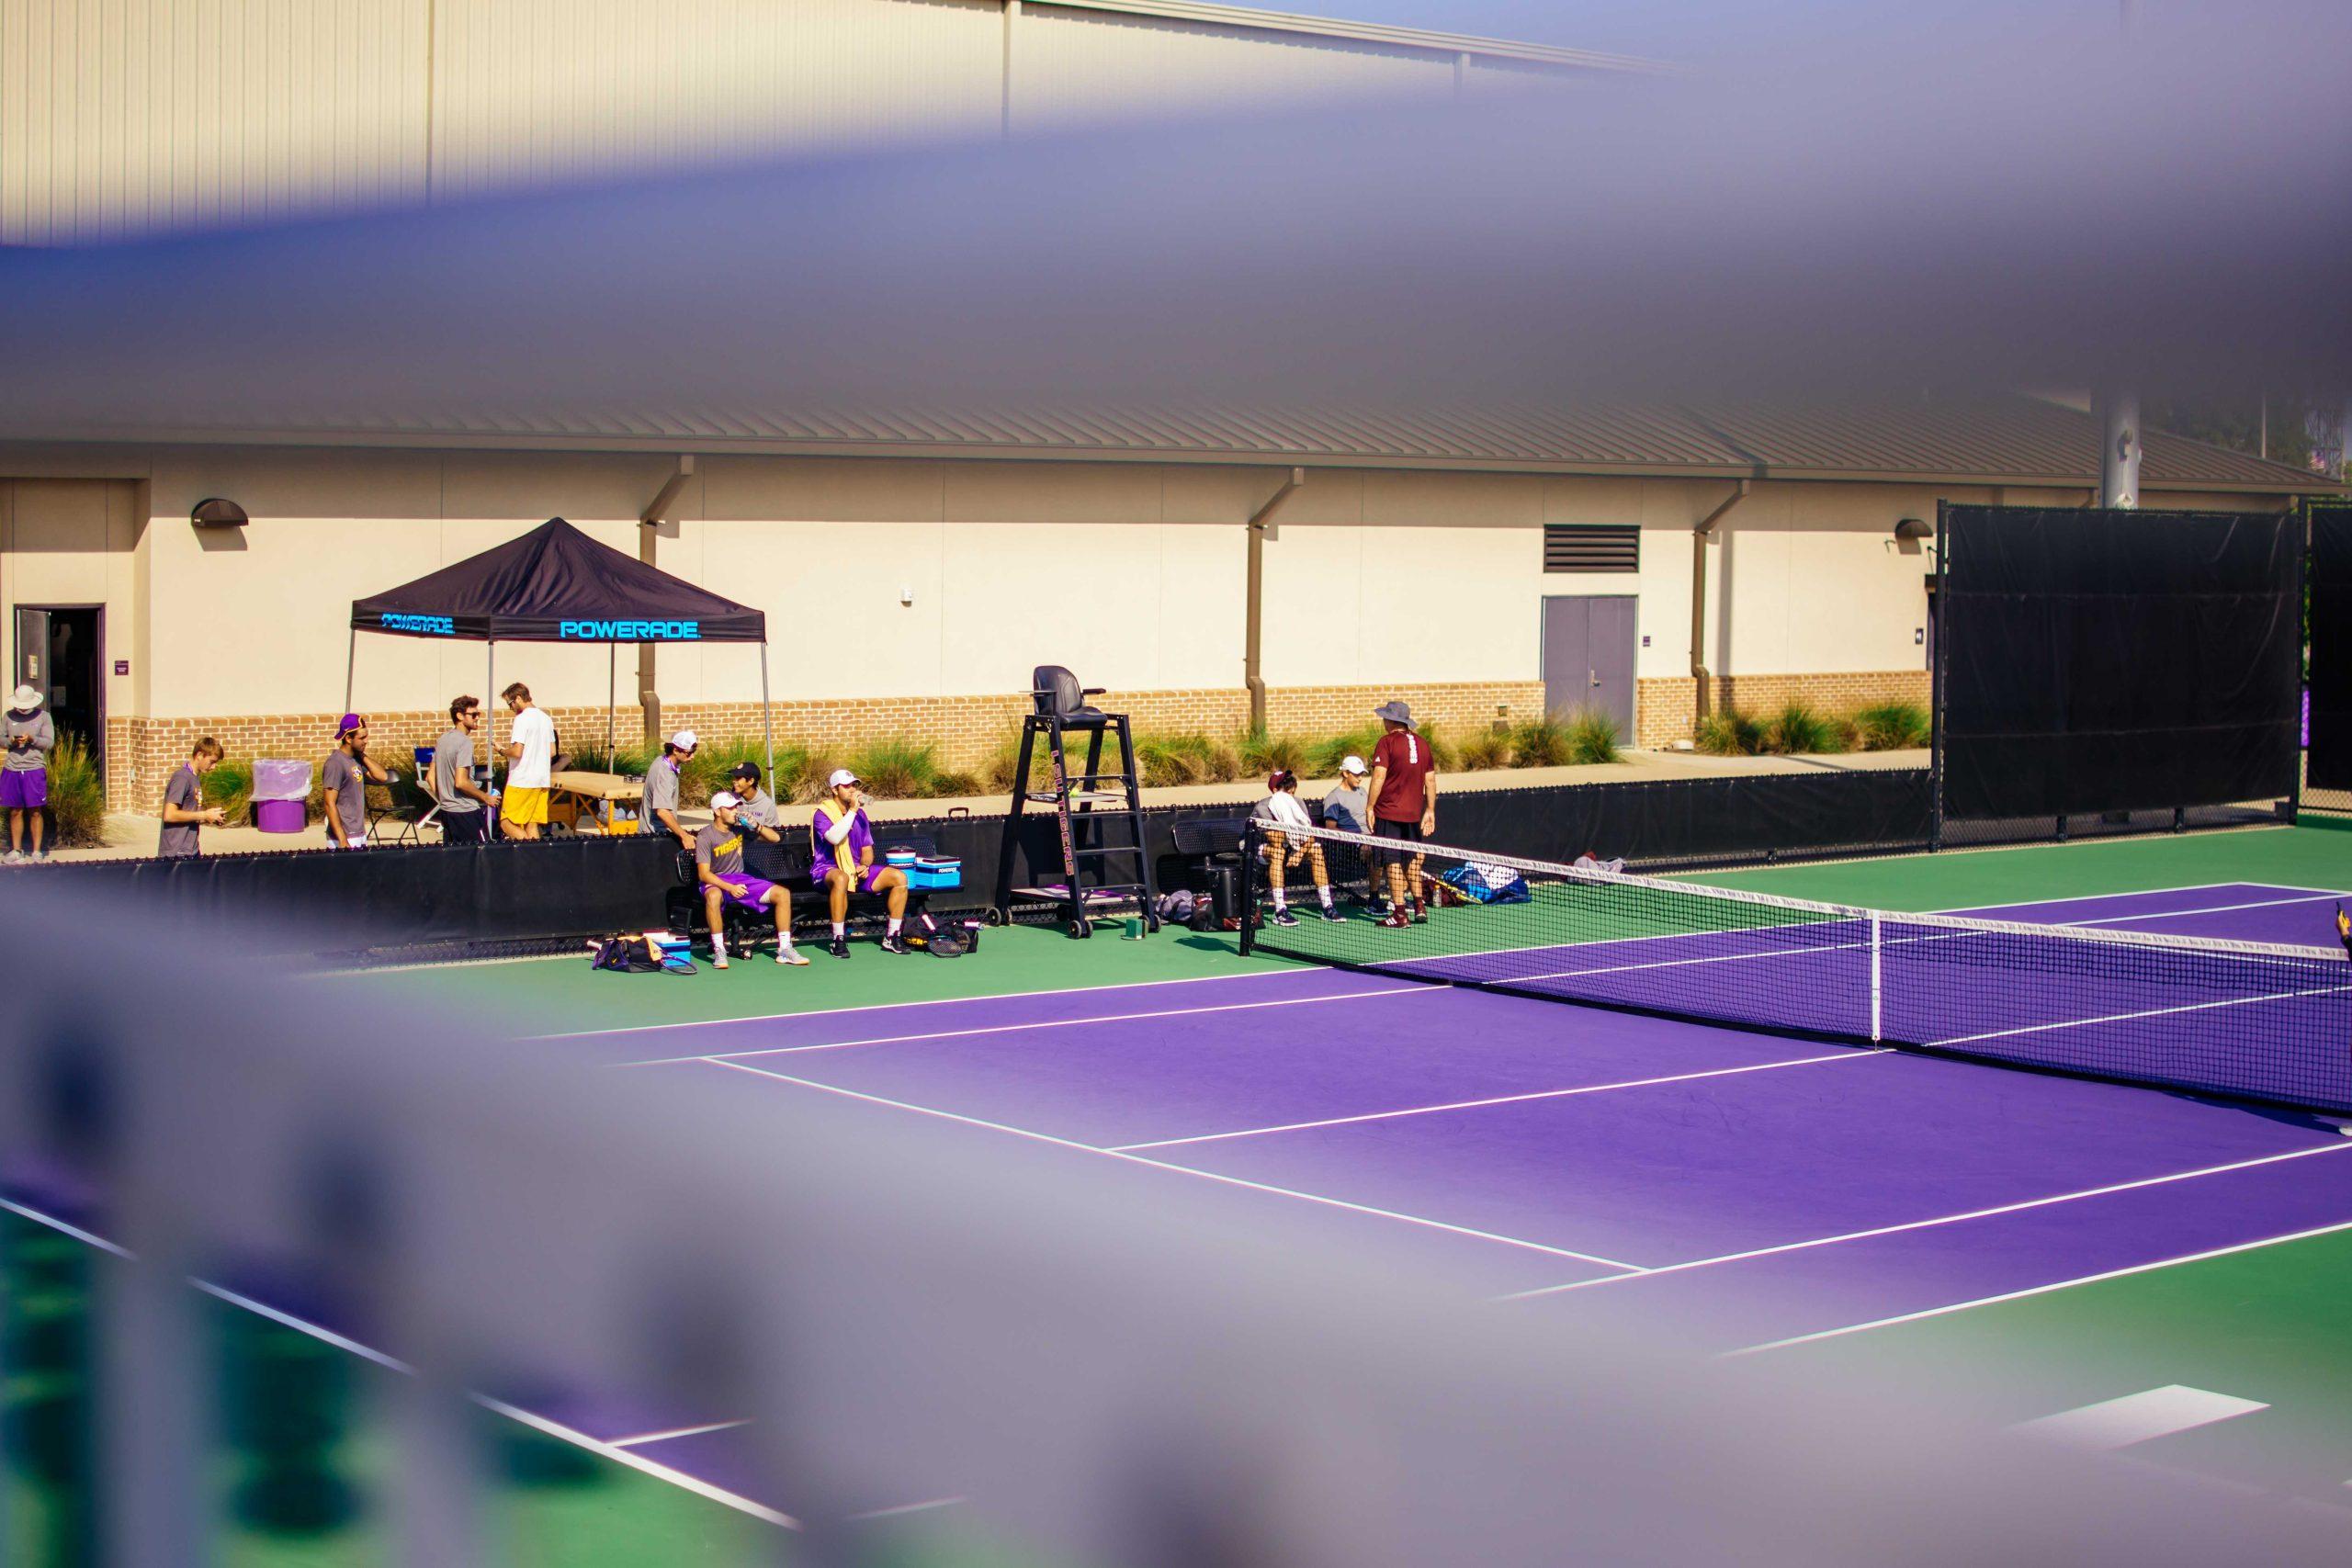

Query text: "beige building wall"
[0, 445, 2310, 806]
[2, 0, 1615, 243]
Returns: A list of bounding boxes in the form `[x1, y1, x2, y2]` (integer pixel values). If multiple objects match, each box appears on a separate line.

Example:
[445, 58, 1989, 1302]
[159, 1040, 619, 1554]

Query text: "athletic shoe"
[776, 946, 808, 966]
[1, 852, 18, 867]
[879, 933, 913, 955]
[1317, 905, 1344, 922]
[1378, 911, 1412, 930]
[711, 953, 729, 970]
[1365, 898, 1391, 919]
[1270, 908, 1300, 928]
[828, 937, 851, 959]
[1409, 902, 1429, 924]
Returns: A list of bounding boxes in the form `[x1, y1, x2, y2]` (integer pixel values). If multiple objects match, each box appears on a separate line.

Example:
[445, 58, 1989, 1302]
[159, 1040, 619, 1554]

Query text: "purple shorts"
[0, 770, 46, 810]
[818, 862, 892, 894]
[716, 874, 781, 913]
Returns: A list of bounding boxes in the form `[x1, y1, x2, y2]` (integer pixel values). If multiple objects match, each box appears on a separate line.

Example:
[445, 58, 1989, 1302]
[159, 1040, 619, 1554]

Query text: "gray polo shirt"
[1322, 782, 1371, 834]
[432, 728, 481, 815]
[736, 787, 778, 828]
[322, 750, 368, 839]
[159, 763, 203, 857]
[644, 756, 684, 819]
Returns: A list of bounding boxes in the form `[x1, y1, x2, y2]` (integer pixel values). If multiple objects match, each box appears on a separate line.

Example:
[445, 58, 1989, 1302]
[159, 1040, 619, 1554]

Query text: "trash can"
[252, 759, 312, 834]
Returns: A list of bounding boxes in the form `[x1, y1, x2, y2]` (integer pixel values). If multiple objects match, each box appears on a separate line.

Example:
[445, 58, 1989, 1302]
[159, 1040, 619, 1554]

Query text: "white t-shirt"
[1252, 790, 1314, 831]
[507, 705, 556, 789]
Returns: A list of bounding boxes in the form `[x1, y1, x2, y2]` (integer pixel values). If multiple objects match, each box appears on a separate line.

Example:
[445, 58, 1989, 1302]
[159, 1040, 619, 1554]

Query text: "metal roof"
[1037, 2, 1668, 73]
[93, 394, 2334, 494]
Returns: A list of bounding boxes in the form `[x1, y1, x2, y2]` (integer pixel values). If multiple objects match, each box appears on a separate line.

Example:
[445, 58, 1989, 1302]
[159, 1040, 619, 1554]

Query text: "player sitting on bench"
[696, 792, 807, 968]
[812, 768, 911, 958]
[1252, 769, 1339, 926]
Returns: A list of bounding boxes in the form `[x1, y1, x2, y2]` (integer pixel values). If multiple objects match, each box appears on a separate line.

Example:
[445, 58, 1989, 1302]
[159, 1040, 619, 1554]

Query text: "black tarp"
[2309, 503, 2352, 793]
[1936, 505, 2301, 823]
[350, 516, 765, 643]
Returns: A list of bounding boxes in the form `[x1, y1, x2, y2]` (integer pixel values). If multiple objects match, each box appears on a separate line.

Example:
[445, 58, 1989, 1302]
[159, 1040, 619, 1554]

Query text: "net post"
[1929, 500, 1948, 852]
[1237, 821, 1259, 955]
[1868, 913, 1883, 1043]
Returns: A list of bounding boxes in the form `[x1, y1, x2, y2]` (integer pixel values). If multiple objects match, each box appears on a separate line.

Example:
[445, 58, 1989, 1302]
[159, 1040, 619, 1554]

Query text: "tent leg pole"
[608, 644, 616, 758]
[344, 627, 356, 712]
[760, 643, 775, 788]
[486, 642, 496, 789]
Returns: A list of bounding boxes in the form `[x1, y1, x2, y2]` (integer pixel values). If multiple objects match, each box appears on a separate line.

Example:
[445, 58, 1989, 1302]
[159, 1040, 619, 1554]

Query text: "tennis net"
[1239, 820, 2352, 1115]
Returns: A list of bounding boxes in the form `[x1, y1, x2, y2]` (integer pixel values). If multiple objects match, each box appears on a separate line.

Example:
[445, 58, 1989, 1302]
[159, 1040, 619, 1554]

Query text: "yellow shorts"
[501, 786, 549, 826]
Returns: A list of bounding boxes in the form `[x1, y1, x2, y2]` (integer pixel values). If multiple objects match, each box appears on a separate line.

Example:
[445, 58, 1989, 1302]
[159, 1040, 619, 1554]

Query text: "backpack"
[592, 935, 695, 976]
[1436, 863, 1531, 906]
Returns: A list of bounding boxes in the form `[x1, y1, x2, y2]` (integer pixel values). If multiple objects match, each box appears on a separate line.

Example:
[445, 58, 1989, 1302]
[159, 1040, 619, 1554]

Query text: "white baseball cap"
[1340, 755, 1368, 776]
[669, 729, 698, 750]
[827, 768, 862, 789]
[709, 790, 740, 810]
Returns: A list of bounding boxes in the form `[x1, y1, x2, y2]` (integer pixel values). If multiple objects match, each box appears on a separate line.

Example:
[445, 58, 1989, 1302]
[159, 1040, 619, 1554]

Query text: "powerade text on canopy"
[380, 613, 456, 635]
[559, 620, 701, 640]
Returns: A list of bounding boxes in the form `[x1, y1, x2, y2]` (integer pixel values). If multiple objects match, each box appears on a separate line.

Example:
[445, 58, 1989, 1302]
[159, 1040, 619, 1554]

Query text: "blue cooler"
[907, 856, 962, 890]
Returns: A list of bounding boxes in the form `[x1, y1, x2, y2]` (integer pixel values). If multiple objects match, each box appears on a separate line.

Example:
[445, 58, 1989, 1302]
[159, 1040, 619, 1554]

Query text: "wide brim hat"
[9, 684, 39, 711]
[1373, 701, 1416, 728]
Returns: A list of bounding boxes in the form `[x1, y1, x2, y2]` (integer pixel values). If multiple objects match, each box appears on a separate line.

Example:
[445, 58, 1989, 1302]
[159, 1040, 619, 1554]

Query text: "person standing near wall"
[158, 737, 228, 857]
[323, 714, 391, 851]
[3, 683, 55, 863]
[499, 682, 557, 841]
[433, 696, 497, 845]
[644, 731, 699, 848]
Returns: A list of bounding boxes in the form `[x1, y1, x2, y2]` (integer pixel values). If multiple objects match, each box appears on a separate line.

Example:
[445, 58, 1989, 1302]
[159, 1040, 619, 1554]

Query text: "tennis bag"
[1436, 862, 1531, 905]
[593, 934, 695, 976]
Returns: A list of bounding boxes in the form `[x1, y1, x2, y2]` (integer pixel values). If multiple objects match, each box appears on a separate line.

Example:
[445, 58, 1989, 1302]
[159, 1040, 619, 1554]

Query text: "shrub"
[1455, 728, 1513, 771]
[932, 769, 983, 798]
[43, 734, 108, 849]
[1419, 728, 1460, 773]
[1306, 724, 1386, 779]
[203, 756, 255, 823]
[843, 737, 946, 799]
[1852, 700, 1930, 750]
[1509, 718, 1570, 768]
[1136, 733, 1244, 787]
[1695, 708, 1763, 756]
[1237, 728, 1313, 775]
[1563, 708, 1623, 765]
[981, 734, 1048, 794]
[1762, 700, 1847, 755]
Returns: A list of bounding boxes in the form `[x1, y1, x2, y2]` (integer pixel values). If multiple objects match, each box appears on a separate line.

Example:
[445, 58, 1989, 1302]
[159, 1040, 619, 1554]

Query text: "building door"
[1541, 595, 1636, 731]
[15, 605, 104, 768]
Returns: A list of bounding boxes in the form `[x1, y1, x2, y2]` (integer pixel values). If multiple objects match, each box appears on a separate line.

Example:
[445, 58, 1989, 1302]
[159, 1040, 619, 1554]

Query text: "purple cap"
[336, 713, 365, 736]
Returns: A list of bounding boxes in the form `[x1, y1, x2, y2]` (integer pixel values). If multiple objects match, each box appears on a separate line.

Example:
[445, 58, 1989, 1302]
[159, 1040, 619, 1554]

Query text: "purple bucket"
[254, 798, 306, 834]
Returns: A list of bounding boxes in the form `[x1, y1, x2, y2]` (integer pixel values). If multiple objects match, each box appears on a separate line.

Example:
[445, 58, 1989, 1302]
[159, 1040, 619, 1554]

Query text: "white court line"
[1502, 1142, 2352, 1301]
[1927, 979, 2352, 1051]
[2031, 892, 2343, 929]
[1111, 1048, 1886, 1153]
[621, 985, 1439, 1067]
[847, 1495, 971, 1522]
[1726, 1215, 2352, 1357]
[2, 1196, 134, 1258]
[2011, 1385, 2268, 1451]
[704, 1058, 1648, 1273]
[477, 1396, 798, 1529]
[537, 964, 1318, 1041]
[610, 1418, 754, 1449]
[1921, 882, 2324, 917]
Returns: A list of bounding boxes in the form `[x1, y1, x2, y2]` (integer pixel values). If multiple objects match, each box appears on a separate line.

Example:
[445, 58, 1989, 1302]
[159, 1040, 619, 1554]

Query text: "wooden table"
[548, 770, 644, 834]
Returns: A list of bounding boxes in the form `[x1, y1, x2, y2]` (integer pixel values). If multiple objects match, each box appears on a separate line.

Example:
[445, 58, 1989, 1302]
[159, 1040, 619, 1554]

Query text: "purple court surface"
[541, 878, 2352, 1517]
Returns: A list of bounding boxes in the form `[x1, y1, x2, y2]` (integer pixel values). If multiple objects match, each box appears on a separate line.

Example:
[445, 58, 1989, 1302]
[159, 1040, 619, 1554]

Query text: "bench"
[662, 829, 937, 949]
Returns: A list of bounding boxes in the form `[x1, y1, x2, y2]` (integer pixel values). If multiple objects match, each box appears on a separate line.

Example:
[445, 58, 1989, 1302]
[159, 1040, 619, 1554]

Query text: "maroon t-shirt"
[1372, 729, 1433, 822]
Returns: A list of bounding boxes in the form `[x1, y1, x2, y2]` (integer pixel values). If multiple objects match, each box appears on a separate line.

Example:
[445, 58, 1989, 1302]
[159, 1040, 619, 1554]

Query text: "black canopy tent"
[348, 516, 774, 785]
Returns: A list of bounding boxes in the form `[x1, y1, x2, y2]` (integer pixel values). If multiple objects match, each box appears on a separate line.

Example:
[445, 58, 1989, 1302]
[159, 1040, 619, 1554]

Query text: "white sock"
[831, 922, 845, 939]
[1319, 889, 1334, 909]
[888, 917, 902, 935]
[711, 932, 727, 958]
[1272, 892, 1287, 910]
[778, 931, 795, 949]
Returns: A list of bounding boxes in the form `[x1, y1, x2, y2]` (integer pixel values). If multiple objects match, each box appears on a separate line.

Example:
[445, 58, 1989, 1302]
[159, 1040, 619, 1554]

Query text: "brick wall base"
[104, 681, 1553, 810]
[1634, 671, 1931, 749]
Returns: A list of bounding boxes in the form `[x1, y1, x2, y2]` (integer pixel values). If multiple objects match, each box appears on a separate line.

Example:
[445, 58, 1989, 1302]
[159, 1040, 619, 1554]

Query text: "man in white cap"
[3, 682, 55, 863]
[695, 791, 806, 967]
[811, 768, 911, 957]
[1319, 752, 1375, 908]
[644, 728, 698, 848]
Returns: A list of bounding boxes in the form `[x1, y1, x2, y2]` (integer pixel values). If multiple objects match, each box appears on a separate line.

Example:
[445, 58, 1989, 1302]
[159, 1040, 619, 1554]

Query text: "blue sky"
[1289, 2, 2133, 60]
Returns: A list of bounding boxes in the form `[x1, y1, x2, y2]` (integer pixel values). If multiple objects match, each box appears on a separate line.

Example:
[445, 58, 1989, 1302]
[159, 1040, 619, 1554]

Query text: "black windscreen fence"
[2307, 502, 2352, 808]
[1934, 505, 2301, 842]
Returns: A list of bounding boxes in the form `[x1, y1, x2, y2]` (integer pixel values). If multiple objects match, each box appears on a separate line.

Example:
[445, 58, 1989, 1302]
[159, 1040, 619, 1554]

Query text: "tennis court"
[17, 824, 2352, 1562]
[301, 819, 2352, 1538]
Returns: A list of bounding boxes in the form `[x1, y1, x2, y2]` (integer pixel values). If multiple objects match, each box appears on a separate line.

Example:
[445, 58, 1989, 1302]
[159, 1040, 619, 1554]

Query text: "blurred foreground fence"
[4, 887, 2351, 1564]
